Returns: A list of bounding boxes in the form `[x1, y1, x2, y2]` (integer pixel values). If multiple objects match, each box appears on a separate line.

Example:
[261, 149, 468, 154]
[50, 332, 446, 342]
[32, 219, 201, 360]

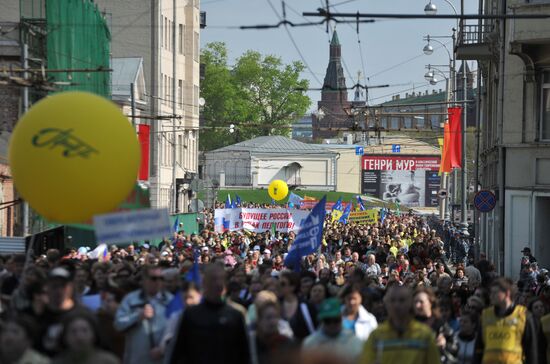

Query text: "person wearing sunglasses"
[302, 298, 363, 363]
[114, 265, 173, 364]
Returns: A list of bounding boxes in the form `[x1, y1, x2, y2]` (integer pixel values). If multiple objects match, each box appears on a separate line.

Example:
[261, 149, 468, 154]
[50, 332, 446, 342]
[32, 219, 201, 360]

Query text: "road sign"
[392, 144, 401, 153]
[474, 190, 497, 213]
[355, 146, 364, 155]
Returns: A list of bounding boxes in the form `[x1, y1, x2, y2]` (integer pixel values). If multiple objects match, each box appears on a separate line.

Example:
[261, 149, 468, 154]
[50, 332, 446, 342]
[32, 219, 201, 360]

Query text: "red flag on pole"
[439, 123, 452, 173]
[448, 107, 462, 168]
[137, 124, 150, 180]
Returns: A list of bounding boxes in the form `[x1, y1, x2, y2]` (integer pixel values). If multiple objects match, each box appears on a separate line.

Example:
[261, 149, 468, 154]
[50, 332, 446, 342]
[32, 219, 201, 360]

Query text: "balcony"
[456, 22, 495, 60]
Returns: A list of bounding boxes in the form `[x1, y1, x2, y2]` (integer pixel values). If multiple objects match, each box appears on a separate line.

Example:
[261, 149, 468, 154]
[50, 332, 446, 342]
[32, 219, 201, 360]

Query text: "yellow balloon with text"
[268, 180, 289, 201]
[9, 91, 140, 223]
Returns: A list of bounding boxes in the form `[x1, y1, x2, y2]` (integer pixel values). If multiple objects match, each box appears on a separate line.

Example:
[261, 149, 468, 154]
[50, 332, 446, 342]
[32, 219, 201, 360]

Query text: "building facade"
[95, 0, 202, 212]
[458, 1, 550, 277]
[204, 136, 338, 191]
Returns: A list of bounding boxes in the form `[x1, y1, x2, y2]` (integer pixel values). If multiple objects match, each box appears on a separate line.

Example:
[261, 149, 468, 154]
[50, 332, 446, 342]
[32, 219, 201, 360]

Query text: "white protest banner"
[94, 208, 172, 244]
[214, 208, 309, 233]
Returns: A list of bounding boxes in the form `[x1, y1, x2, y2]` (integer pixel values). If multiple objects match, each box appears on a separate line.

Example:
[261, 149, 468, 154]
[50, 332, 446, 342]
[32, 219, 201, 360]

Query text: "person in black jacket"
[169, 263, 249, 364]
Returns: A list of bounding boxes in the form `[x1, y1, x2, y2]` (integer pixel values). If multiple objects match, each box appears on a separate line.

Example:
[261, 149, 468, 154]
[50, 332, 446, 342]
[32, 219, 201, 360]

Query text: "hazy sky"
[201, 0, 478, 111]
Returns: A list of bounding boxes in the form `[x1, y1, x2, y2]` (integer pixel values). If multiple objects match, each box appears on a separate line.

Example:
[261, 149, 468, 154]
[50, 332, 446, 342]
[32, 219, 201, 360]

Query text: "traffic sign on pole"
[474, 190, 496, 213]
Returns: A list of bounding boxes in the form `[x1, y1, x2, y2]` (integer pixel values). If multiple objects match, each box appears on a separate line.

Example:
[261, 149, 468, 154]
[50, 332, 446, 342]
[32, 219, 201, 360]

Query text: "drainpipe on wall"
[497, 0, 507, 274]
[333, 153, 340, 191]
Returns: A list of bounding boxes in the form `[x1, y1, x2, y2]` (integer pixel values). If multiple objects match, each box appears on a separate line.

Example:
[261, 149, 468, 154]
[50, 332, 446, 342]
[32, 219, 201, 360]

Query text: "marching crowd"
[0, 202, 548, 364]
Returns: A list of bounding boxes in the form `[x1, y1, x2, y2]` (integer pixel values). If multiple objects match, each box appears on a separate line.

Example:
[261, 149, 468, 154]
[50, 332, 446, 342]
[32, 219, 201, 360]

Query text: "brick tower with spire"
[312, 30, 351, 139]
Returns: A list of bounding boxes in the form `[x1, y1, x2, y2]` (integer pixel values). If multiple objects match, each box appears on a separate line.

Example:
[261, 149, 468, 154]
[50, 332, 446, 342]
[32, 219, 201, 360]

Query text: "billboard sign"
[361, 155, 441, 208]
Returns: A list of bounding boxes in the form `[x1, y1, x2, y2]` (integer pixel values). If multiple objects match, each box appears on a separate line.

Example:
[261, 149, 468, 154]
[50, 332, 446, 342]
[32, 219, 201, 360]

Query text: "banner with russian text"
[348, 210, 379, 224]
[214, 208, 310, 233]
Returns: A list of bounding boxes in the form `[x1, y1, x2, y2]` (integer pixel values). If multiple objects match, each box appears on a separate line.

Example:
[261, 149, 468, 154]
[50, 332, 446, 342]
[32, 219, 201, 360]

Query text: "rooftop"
[209, 135, 334, 154]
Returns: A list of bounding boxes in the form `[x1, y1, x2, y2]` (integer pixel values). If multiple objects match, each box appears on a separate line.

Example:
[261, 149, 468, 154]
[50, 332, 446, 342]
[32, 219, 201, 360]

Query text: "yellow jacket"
[359, 319, 441, 364]
[481, 305, 527, 364]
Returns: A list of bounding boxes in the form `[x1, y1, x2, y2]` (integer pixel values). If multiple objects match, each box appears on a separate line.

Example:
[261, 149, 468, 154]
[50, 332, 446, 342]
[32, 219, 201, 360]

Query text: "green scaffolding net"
[46, 0, 111, 97]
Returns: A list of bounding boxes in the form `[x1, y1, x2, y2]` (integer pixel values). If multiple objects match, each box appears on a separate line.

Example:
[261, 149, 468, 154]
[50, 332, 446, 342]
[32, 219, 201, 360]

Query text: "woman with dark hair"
[250, 300, 296, 364]
[54, 311, 119, 364]
[308, 282, 328, 310]
[413, 287, 458, 363]
[0, 316, 49, 364]
[528, 297, 548, 322]
[341, 285, 378, 341]
[278, 271, 317, 342]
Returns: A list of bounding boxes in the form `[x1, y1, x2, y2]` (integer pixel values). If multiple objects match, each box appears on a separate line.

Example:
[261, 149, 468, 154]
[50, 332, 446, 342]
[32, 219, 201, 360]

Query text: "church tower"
[312, 30, 352, 139]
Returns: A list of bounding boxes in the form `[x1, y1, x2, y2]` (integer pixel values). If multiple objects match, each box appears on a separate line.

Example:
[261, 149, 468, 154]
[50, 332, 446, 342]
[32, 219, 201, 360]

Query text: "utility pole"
[460, 0, 469, 235]
[171, 0, 178, 213]
[131, 82, 136, 127]
[21, 43, 29, 236]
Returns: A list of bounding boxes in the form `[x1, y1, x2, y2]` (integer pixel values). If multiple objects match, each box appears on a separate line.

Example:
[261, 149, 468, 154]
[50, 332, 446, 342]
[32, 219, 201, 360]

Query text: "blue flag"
[165, 292, 184, 319]
[332, 197, 342, 211]
[231, 196, 238, 209]
[288, 192, 303, 207]
[380, 208, 386, 223]
[235, 195, 241, 206]
[225, 194, 232, 208]
[356, 195, 366, 211]
[186, 249, 202, 287]
[339, 201, 352, 223]
[173, 216, 180, 233]
[284, 196, 326, 271]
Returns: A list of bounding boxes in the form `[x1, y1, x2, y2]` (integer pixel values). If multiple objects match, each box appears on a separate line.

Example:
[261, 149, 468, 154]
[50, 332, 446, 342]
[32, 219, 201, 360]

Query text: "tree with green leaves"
[199, 42, 311, 151]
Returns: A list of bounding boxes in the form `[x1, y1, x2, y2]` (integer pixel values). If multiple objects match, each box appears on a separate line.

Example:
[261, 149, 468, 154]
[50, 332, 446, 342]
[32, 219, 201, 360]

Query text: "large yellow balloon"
[268, 180, 289, 201]
[9, 91, 140, 223]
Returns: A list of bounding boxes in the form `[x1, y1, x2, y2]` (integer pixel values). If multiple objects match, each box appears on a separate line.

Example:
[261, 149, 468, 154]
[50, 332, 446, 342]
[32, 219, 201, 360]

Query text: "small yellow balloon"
[268, 180, 289, 201]
[9, 91, 140, 223]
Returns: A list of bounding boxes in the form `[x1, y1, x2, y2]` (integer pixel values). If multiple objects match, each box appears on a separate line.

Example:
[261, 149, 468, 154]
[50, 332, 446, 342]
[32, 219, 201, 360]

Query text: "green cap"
[317, 298, 342, 321]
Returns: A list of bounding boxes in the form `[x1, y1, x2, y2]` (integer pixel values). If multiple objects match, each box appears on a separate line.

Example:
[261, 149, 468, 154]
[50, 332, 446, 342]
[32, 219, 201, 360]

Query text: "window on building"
[161, 17, 164, 48]
[160, 73, 163, 103]
[193, 85, 199, 114]
[164, 17, 168, 50]
[178, 134, 183, 165]
[163, 75, 169, 103]
[193, 31, 199, 62]
[541, 70, 550, 140]
[178, 24, 183, 54]
[168, 77, 173, 104]
[178, 79, 183, 108]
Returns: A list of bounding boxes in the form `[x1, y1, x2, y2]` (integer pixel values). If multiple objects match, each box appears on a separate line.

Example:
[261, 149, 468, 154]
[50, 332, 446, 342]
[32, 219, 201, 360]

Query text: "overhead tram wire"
[302, 9, 550, 20]
[264, 0, 323, 86]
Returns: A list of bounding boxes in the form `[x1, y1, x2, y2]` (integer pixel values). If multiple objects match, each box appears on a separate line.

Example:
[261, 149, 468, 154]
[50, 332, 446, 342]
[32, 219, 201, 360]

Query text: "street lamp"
[424, 70, 434, 81]
[424, 1, 437, 15]
[424, 0, 458, 17]
[423, 43, 434, 55]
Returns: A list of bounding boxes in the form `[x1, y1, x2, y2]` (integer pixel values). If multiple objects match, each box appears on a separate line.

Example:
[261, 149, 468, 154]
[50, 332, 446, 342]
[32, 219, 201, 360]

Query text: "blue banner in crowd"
[332, 197, 342, 211]
[339, 202, 352, 223]
[284, 196, 326, 271]
[356, 195, 366, 211]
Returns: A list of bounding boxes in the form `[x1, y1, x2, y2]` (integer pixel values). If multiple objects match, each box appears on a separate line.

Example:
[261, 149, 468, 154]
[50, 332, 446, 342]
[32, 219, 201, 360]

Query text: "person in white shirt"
[340, 285, 377, 341]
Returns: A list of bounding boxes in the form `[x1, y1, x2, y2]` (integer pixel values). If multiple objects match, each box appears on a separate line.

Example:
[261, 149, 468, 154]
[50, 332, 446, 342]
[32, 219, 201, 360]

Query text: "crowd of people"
[0, 202, 548, 364]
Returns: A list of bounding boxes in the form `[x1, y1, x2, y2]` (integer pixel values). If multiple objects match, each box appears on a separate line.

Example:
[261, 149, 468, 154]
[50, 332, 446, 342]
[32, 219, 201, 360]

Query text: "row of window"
[160, 131, 197, 171]
[160, 14, 199, 60]
[158, 74, 199, 115]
